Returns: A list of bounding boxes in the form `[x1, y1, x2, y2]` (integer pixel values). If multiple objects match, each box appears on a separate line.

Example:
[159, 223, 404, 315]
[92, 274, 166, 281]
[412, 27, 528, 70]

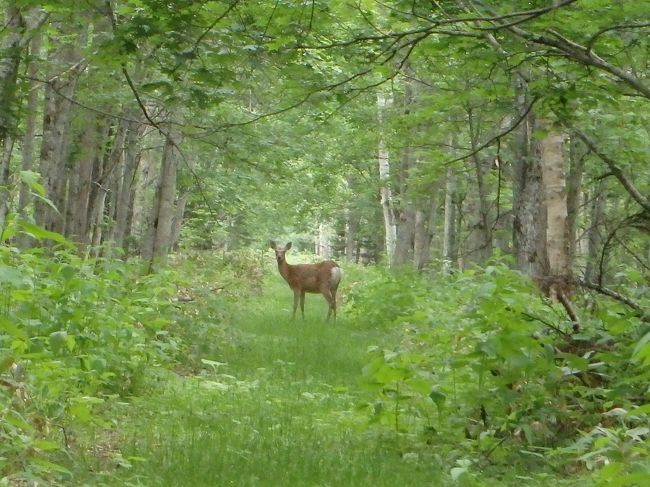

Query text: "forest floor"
[68, 261, 584, 486]
[70, 273, 448, 486]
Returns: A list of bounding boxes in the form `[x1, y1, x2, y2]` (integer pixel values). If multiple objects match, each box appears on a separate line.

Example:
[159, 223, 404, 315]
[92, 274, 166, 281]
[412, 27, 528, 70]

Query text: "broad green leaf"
[30, 457, 72, 475]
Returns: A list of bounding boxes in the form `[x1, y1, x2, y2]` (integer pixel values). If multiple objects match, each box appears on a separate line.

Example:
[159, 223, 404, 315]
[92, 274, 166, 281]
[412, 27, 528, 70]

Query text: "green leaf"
[32, 439, 61, 451]
[0, 266, 24, 286]
[429, 390, 446, 410]
[18, 221, 71, 246]
[0, 317, 28, 341]
[19, 170, 47, 196]
[4, 410, 33, 432]
[30, 456, 72, 475]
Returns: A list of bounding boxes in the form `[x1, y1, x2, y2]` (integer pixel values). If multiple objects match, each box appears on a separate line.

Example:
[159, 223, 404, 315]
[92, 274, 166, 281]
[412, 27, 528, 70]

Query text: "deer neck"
[277, 259, 293, 283]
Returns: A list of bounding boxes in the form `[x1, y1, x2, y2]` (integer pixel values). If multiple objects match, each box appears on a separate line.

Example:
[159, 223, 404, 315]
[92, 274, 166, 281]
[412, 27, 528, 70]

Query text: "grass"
[74, 272, 445, 486]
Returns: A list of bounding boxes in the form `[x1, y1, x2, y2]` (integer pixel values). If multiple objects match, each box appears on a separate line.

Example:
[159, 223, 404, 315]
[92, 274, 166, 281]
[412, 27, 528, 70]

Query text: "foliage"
[348, 262, 650, 483]
[0, 238, 182, 483]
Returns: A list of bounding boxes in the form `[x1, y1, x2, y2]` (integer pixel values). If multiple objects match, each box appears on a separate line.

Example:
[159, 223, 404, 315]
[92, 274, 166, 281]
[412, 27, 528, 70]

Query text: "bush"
[0, 245, 181, 483]
[349, 263, 650, 482]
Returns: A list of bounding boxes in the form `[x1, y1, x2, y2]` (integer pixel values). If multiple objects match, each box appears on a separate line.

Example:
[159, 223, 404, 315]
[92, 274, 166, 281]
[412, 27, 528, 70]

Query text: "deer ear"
[270, 240, 276, 249]
[286, 242, 292, 250]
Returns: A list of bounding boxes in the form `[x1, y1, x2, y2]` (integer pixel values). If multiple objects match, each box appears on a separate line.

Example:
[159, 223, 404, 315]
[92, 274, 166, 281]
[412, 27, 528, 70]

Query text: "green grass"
[75, 275, 444, 486]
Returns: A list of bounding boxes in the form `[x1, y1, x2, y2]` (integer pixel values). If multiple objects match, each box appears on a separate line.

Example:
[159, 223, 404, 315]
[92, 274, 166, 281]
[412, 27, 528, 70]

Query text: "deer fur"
[270, 241, 342, 321]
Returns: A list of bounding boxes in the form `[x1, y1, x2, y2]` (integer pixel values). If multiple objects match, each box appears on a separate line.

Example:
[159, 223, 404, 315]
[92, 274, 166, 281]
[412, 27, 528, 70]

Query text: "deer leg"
[322, 289, 335, 322]
[300, 291, 306, 319]
[292, 290, 300, 320]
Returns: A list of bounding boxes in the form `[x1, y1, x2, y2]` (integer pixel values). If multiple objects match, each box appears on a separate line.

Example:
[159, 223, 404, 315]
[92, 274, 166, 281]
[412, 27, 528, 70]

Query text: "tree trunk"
[392, 69, 420, 267]
[442, 167, 457, 273]
[413, 185, 440, 271]
[377, 92, 396, 263]
[114, 118, 140, 250]
[317, 222, 332, 258]
[0, 3, 24, 149]
[36, 40, 82, 234]
[147, 125, 180, 265]
[344, 206, 358, 263]
[100, 120, 127, 246]
[566, 134, 585, 270]
[512, 79, 547, 279]
[17, 30, 40, 229]
[538, 119, 570, 295]
[0, 137, 14, 234]
[170, 193, 187, 251]
[584, 180, 607, 284]
[66, 115, 99, 246]
[464, 108, 493, 265]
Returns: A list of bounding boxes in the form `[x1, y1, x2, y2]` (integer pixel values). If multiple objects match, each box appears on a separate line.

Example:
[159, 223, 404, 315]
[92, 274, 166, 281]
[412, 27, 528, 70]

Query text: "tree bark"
[147, 124, 180, 265]
[584, 180, 607, 284]
[538, 119, 570, 295]
[170, 193, 187, 252]
[461, 107, 493, 266]
[413, 185, 440, 271]
[35, 38, 83, 234]
[377, 92, 396, 263]
[0, 3, 24, 149]
[66, 115, 99, 246]
[17, 30, 40, 226]
[512, 78, 547, 279]
[566, 134, 585, 270]
[344, 206, 358, 263]
[113, 117, 140, 250]
[442, 167, 457, 273]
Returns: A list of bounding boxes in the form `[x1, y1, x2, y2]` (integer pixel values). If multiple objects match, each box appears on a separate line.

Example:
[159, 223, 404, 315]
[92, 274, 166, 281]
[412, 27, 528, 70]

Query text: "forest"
[1, 0, 649, 485]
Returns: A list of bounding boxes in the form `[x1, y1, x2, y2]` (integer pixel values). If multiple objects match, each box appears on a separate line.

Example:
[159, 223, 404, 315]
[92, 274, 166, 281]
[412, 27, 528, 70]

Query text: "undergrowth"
[2, 247, 649, 485]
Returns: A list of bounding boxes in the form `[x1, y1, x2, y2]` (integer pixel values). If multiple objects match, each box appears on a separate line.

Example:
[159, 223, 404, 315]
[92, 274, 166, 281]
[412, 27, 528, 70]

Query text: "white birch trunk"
[317, 223, 332, 259]
[539, 120, 569, 290]
[377, 92, 396, 263]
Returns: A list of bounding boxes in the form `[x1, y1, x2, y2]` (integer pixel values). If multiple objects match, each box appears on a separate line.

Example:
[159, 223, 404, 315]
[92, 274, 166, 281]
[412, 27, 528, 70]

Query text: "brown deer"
[270, 241, 343, 321]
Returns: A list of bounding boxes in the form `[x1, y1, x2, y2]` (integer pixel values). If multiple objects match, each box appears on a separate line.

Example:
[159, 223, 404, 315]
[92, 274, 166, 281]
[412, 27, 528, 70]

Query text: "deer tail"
[331, 266, 343, 287]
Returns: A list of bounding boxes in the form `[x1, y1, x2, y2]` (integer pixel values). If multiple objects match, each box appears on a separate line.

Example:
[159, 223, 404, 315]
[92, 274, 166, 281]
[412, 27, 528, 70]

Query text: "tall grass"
[78, 269, 443, 486]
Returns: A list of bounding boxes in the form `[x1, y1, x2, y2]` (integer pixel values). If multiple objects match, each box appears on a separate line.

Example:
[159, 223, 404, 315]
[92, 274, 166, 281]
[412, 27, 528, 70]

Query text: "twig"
[521, 311, 572, 339]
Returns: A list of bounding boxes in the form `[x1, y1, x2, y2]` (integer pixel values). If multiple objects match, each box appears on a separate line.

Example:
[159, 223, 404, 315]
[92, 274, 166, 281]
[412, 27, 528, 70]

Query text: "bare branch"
[506, 25, 650, 99]
[442, 95, 539, 166]
[586, 22, 650, 53]
[296, 0, 578, 50]
[570, 128, 650, 213]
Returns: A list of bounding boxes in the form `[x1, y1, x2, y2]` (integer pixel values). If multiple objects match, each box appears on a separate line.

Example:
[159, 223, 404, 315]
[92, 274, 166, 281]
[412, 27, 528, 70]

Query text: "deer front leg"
[292, 289, 300, 320]
[300, 291, 306, 320]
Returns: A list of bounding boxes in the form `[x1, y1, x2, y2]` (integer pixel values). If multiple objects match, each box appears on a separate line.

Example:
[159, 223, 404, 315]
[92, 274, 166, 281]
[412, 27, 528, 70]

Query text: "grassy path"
[85, 276, 443, 486]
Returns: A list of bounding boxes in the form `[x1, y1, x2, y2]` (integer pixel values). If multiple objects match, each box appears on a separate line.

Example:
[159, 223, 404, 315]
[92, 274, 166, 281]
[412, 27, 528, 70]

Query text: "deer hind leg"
[321, 288, 335, 322]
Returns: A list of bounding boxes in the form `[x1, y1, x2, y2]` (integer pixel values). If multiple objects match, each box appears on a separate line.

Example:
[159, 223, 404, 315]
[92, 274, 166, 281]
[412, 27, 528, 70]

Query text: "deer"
[270, 241, 343, 322]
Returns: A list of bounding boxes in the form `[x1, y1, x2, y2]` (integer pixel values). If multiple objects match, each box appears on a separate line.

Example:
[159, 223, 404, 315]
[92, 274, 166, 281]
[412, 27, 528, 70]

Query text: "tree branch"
[578, 280, 644, 314]
[505, 25, 650, 99]
[569, 128, 650, 214]
[586, 22, 650, 53]
[442, 95, 539, 166]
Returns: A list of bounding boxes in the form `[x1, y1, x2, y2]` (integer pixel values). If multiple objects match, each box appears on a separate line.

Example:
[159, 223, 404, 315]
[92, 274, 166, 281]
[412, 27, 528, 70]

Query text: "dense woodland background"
[1, 0, 649, 485]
